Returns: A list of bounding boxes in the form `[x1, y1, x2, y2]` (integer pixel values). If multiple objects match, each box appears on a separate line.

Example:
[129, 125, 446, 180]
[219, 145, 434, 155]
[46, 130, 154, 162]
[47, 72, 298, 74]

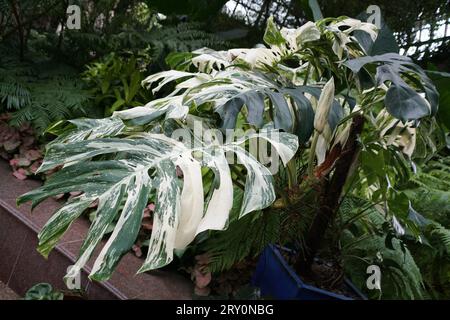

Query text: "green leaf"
[427, 70, 450, 130]
[284, 88, 317, 143]
[24, 283, 63, 300]
[384, 79, 431, 121]
[345, 53, 439, 121]
[128, 71, 142, 101]
[139, 161, 179, 272]
[297, 0, 323, 22]
[263, 16, 285, 46]
[129, 67, 320, 141]
[355, 11, 399, 55]
[165, 52, 194, 71]
[307, 0, 323, 21]
[92, 172, 152, 279]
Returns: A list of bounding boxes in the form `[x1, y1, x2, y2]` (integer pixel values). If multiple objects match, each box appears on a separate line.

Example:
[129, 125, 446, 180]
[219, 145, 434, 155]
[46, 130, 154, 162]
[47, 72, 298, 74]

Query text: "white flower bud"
[314, 77, 335, 133]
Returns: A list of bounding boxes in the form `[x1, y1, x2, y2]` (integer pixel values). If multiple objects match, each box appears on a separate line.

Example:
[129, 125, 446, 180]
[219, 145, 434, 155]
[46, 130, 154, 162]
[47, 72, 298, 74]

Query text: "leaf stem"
[286, 159, 298, 188]
[303, 63, 311, 86]
[307, 130, 320, 178]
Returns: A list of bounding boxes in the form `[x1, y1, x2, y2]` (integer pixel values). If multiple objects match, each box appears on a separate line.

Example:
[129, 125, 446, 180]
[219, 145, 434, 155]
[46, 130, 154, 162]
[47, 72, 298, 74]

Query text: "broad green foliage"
[82, 54, 151, 116]
[155, 17, 436, 142]
[344, 53, 439, 122]
[24, 283, 64, 300]
[136, 67, 321, 144]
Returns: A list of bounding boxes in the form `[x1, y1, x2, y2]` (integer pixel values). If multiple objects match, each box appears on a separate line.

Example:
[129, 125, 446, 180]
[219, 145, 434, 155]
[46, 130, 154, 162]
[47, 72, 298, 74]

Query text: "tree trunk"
[11, 0, 25, 60]
[295, 114, 365, 275]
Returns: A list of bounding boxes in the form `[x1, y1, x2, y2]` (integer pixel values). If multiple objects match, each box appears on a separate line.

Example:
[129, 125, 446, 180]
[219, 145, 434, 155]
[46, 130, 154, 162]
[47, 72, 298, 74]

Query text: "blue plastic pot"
[251, 244, 367, 300]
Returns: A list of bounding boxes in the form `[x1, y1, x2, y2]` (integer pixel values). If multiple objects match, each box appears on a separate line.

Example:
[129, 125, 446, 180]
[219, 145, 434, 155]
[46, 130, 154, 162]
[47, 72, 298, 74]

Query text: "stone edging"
[0, 160, 193, 299]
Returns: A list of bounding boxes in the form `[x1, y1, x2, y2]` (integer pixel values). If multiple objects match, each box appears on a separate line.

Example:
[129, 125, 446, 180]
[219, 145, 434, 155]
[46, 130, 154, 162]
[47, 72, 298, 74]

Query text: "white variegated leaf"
[174, 153, 204, 249]
[18, 128, 298, 280]
[195, 149, 233, 234]
[47, 118, 125, 147]
[142, 70, 195, 94]
[191, 48, 231, 73]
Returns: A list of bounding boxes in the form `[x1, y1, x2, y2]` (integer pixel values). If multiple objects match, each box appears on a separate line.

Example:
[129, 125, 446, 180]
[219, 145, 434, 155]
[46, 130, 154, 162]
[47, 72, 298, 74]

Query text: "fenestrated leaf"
[191, 48, 231, 73]
[195, 149, 233, 234]
[213, 83, 302, 131]
[18, 161, 132, 209]
[18, 128, 298, 280]
[231, 146, 275, 217]
[114, 96, 188, 125]
[229, 128, 298, 217]
[66, 181, 128, 283]
[216, 90, 266, 129]
[37, 199, 93, 258]
[284, 88, 317, 144]
[197, 72, 319, 136]
[133, 66, 320, 139]
[344, 53, 439, 121]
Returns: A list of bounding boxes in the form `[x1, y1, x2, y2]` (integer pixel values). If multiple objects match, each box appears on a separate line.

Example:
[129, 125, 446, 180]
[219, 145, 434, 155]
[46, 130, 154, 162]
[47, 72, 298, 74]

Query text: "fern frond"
[429, 223, 450, 255]
[340, 196, 425, 299]
[0, 56, 90, 132]
[200, 210, 280, 273]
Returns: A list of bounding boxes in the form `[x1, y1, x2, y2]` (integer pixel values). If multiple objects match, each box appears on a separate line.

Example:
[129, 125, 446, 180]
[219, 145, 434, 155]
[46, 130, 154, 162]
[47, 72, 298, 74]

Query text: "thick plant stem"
[307, 131, 320, 178]
[287, 159, 298, 188]
[295, 114, 365, 275]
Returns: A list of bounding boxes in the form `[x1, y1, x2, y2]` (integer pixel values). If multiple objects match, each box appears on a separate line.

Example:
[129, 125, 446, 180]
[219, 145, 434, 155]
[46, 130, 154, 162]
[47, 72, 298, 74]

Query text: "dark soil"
[209, 260, 259, 299]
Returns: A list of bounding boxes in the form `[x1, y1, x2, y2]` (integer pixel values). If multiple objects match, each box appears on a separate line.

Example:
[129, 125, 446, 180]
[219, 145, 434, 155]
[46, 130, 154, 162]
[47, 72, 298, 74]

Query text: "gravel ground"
[0, 280, 19, 300]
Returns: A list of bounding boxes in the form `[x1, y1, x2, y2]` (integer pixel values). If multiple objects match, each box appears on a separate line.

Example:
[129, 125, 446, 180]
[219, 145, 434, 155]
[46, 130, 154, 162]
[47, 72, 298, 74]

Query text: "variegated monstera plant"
[18, 16, 439, 283]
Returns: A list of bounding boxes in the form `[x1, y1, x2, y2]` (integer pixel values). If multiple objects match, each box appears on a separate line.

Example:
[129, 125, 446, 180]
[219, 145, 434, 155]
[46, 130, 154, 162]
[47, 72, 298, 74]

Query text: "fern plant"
[144, 22, 228, 70]
[400, 156, 450, 298]
[0, 55, 90, 133]
[198, 203, 281, 273]
[339, 196, 425, 299]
